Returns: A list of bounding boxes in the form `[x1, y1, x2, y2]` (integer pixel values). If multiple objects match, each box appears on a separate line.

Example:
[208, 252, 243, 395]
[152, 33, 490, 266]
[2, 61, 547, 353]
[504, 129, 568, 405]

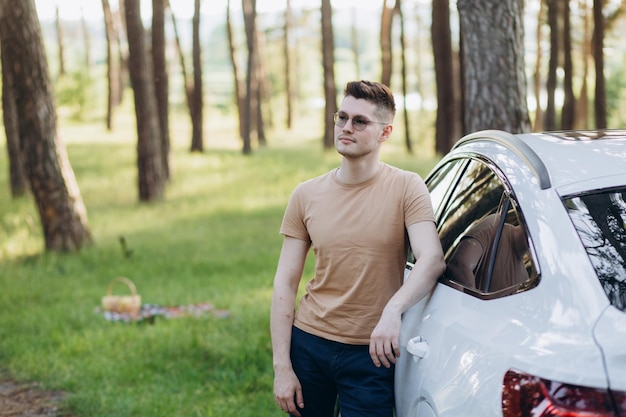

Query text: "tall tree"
[55, 5, 66, 78]
[102, 0, 120, 130]
[125, 0, 165, 201]
[351, 7, 361, 79]
[241, 0, 258, 154]
[227, 0, 245, 139]
[168, 1, 192, 123]
[190, 0, 204, 152]
[0, 0, 92, 251]
[1, 43, 28, 197]
[432, 0, 458, 153]
[457, 0, 530, 133]
[284, 0, 295, 129]
[561, 0, 575, 130]
[532, 0, 545, 131]
[380, 0, 393, 86]
[544, 0, 560, 130]
[152, 0, 170, 178]
[593, 0, 607, 128]
[321, 0, 337, 149]
[81, 8, 92, 70]
[395, 0, 412, 153]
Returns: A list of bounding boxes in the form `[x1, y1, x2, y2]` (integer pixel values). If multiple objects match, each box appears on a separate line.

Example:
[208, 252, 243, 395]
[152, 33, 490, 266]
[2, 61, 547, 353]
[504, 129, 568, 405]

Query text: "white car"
[396, 130, 626, 417]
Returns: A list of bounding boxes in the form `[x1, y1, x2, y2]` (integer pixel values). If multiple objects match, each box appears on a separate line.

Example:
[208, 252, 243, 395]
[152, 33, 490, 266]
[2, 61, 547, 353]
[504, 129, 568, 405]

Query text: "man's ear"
[380, 124, 393, 142]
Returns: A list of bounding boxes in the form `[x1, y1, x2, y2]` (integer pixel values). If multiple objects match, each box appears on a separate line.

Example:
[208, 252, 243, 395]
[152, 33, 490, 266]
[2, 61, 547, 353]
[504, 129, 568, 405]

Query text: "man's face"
[334, 96, 392, 159]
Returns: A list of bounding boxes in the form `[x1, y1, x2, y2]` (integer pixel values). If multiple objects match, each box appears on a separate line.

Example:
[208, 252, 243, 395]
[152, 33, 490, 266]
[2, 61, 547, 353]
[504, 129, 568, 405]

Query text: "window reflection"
[564, 189, 626, 311]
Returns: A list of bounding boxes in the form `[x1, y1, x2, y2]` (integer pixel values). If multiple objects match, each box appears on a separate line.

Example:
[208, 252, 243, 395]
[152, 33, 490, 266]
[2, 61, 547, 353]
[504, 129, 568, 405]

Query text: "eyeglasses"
[333, 112, 388, 131]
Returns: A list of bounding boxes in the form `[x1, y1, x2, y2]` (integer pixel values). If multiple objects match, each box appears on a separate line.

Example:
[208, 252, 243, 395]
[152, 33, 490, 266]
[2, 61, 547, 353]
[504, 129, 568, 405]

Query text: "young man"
[270, 80, 445, 417]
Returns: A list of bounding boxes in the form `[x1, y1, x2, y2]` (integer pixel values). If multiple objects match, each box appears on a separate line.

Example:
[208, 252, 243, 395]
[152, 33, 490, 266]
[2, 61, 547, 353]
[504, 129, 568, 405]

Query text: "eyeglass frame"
[333, 112, 389, 131]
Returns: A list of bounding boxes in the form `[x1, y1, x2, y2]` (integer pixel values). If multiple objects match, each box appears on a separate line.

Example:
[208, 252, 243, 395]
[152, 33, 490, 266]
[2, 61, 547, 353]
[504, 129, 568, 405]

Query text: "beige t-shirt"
[280, 163, 435, 345]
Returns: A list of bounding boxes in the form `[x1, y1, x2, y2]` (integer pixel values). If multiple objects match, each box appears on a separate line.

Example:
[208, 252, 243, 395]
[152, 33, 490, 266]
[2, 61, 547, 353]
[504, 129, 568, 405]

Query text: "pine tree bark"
[1, 43, 28, 197]
[152, 0, 170, 178]
[242, 0, 258, 154]
[457, 0, 530, 133]
[380, 0, 393, 87]
[321, 0, 337, 149]
[544, 0, 560, 131]
[432, 0, 458, 151]
[0, 0, 92, 251]
[593, 0, 607, 128]
[561, 0, 575, 130]
[190, 0, 204, 152]
[125, 0, 165, 201]
[102, 0, 120, 130]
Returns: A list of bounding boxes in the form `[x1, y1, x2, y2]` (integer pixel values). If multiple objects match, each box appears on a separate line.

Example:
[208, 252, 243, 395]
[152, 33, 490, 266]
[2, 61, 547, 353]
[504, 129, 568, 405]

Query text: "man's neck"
[336, 159, 382, 185]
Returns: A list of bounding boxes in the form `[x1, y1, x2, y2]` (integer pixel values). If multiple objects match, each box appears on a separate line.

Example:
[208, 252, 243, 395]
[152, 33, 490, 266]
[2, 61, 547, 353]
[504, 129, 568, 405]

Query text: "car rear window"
[563, 188, 626, 311]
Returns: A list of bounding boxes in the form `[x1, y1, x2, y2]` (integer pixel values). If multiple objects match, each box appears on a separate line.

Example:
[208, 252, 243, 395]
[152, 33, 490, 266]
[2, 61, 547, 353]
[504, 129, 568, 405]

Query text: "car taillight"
[502, 369, 626, 417]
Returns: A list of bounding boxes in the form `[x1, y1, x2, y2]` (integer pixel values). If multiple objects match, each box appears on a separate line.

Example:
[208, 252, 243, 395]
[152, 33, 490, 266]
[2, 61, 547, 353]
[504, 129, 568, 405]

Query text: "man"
[270, 80, 445, 417]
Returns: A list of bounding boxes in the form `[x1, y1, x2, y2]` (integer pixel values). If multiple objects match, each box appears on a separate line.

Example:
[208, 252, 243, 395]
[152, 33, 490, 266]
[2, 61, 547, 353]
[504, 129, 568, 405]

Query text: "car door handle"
[407, 336, 430, 361]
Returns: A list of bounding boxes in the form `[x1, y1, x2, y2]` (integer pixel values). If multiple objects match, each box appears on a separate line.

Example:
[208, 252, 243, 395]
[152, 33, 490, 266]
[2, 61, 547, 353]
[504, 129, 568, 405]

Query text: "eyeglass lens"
[334, 113, 370, 131]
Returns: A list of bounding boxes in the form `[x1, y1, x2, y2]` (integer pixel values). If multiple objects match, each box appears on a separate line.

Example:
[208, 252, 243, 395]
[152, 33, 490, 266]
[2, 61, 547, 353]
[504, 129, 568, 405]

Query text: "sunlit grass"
[0, 105, 439, 416]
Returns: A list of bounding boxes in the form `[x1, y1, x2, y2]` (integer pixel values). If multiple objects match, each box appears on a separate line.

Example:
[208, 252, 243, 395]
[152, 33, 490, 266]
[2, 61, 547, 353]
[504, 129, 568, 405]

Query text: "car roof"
[453, 129, 626, 195]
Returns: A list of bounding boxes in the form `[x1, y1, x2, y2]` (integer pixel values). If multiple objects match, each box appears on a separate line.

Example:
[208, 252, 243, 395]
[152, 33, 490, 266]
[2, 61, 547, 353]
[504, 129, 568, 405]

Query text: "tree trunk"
[321, 0, 337, 149]
[152, 0, 170, 179]
[532, 0, 544, 132]
[351, 6, 361, 79]
[561, 0, 575, 130]
[0, 0, 92, 251]
[576, 0, 591, 130]
[380, 0, 393, 87]
[102, 0, 120, 130]
[457, 0, 530, 133]
[226, 0, 245, 139]
[284, 0, 294, 129]
[255, 32, 267, 146]
[1, 43, 28, 197]
[81, 10, 91, 70]
[55, 5, 66, 78]
[544, 0, 560, 130]
[242, 0, 258, 154]
[395, 0, 412, 153]
[432, 0, 458, 151]
[190, 0, 204, 152]
[593, 0, 607, 128]
[168, 2, 193, 124]
[125, 0, 165, 201]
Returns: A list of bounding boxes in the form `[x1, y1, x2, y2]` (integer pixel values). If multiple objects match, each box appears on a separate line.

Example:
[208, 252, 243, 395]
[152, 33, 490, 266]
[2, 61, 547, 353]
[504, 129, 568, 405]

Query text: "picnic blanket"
[97, 302, 230, 323]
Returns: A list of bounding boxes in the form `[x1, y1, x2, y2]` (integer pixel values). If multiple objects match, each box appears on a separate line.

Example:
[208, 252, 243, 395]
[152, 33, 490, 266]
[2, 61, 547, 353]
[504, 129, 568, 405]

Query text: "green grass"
[0, 107, 439, 416]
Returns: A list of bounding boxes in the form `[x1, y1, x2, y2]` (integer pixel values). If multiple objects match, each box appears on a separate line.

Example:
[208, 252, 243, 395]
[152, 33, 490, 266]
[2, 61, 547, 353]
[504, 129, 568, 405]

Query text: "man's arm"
[369, 221, 445, 368]
[270, 236, 310, 416]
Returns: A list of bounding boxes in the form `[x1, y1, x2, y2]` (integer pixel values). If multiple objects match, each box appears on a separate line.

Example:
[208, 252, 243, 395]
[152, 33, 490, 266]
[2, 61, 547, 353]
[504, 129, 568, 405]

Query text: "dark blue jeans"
[289, 326, 395, 417]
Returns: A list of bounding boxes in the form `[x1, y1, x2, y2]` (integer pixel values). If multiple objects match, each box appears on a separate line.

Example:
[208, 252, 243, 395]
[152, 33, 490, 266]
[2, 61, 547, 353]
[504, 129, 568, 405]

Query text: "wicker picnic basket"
[101, 276, 141, 315]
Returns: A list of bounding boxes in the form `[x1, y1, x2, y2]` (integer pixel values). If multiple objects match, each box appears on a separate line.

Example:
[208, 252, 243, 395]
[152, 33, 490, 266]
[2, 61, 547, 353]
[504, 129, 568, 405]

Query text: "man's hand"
[274, 366, 305, 416]
[369, 310, 401, 368]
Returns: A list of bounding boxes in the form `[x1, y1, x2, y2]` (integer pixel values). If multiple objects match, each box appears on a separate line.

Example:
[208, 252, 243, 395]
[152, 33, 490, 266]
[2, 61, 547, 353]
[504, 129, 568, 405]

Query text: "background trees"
[3, 0, 626, 252]
[0, 0, 92, 251]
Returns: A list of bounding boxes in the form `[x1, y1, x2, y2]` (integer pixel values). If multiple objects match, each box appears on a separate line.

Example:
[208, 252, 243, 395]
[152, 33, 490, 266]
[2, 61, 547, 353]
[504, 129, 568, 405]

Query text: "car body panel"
[593, 306, 626, 391]
[396, 130, 626, 417]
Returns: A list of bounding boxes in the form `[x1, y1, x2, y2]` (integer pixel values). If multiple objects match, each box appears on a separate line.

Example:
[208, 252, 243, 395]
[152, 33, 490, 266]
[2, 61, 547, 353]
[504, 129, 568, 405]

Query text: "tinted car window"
[427, 158, 467, 221]
[431, 158, 538, 298]
[563, 189, 626, 311]
[436, 159, 504, 254]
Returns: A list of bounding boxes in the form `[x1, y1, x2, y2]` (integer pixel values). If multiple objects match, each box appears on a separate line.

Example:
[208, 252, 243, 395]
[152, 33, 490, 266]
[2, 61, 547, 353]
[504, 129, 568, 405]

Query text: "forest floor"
[0, 374, 71, 417]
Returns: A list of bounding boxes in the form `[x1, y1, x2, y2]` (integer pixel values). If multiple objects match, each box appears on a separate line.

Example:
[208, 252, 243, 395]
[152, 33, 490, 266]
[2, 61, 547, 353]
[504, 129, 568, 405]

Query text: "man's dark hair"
[344, 80, 396, 118]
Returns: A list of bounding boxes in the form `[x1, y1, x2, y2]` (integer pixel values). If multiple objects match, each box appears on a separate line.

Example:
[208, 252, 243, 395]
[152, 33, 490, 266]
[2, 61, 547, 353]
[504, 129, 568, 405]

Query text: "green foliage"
[0, 112, 439, 416]
[606, 56, 626, 128]
[54, 68, 96, 121]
